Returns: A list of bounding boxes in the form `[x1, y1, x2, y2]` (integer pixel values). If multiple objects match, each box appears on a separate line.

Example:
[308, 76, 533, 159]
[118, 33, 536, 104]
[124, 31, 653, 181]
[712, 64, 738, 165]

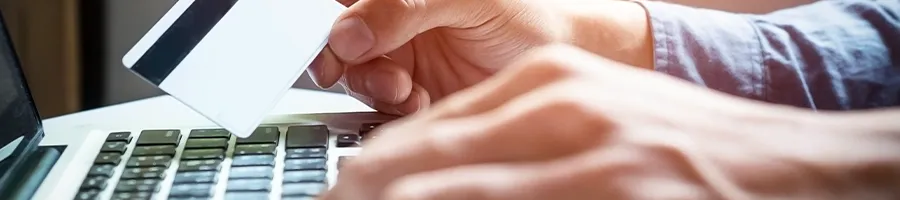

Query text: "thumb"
[328, 0, 498, 64]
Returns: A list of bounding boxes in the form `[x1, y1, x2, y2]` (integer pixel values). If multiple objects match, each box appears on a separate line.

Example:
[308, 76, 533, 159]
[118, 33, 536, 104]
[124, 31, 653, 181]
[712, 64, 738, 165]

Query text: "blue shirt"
[638, 0, 900, 110]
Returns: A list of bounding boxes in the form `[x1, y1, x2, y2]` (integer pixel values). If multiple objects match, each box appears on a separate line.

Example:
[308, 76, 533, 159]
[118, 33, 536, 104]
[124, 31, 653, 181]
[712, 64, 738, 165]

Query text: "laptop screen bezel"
[0, 7, 48, 191]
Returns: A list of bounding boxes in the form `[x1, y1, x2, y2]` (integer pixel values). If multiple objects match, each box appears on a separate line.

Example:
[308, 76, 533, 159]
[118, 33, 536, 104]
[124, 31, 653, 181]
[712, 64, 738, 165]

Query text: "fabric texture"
[637, 0, 900, 110]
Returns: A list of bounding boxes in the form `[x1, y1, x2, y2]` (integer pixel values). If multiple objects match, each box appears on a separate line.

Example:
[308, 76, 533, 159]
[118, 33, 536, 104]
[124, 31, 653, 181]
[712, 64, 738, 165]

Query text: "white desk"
[40, 88, 373, 145]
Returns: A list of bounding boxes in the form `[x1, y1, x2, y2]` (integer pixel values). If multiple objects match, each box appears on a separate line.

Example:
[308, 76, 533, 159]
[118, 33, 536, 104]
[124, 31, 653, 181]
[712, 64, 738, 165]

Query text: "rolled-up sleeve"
[636, 0, 900, 110]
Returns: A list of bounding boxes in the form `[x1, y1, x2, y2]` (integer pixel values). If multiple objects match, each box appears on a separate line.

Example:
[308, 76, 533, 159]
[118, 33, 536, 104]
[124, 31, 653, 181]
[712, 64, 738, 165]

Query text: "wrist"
[696, 105, 900, 199]
[737, 109, 900, 199]
[555, 0, 654, 70]
[816, 110, 900, 199]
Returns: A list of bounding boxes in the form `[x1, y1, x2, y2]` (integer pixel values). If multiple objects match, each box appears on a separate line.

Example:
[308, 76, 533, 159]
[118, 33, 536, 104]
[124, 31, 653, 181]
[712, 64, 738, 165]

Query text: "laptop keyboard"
[74, 123, 381, 200]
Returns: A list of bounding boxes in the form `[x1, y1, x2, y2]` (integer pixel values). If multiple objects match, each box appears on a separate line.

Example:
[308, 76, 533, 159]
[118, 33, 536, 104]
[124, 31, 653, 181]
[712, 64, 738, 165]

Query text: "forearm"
[812, 110, 900, 199]
[715, 108, 900, 199]
[825, 109, 900, 135]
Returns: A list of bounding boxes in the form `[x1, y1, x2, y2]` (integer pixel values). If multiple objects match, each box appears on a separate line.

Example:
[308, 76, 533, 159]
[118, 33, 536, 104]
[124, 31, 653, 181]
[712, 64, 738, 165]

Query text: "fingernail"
[308, 53, 326, 88]
[365, 68, 399, 103]
[396, 91, 421, 115]
[330, 15, 374, 61]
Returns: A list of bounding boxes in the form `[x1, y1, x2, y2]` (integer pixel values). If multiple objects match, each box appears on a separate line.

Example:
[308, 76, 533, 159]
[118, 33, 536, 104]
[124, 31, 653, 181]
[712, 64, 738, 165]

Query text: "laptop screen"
[0, 15, 42, 180]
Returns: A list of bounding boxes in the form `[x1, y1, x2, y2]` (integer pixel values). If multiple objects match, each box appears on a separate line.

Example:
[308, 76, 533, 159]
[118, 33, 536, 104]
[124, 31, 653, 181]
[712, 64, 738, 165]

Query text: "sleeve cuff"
[631, 0, 769, 101]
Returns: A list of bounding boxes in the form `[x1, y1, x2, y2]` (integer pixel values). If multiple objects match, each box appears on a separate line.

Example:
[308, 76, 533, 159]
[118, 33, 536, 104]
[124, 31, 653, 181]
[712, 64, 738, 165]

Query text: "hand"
[318, 44, 894, 200]
[307, 0, 653, 115]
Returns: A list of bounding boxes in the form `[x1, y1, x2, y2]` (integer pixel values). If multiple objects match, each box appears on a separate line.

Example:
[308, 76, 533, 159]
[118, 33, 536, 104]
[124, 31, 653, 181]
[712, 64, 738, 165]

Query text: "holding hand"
[308, 0, 653, 115]
[319, 44, 900, 200]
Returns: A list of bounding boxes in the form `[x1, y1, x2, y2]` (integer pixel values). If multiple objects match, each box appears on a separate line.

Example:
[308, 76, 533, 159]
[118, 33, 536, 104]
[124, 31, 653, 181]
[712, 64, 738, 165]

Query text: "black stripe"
[131, 0, 239, 85]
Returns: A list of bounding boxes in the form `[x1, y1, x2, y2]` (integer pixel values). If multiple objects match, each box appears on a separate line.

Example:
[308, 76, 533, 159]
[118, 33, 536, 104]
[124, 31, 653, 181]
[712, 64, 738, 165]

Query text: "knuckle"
[542, 93, 584, 113]
[401, 0, 426, 11]
[512, 88, 611, 145]
[631, 130, 695, 164]
[510, 56, 573, 84]
[505, 45, 597, 84]
[540, 89, 606, 126]
[642, 141, 691, 164]
[418, 124, 472, 160]
[369, 0, 425, 18]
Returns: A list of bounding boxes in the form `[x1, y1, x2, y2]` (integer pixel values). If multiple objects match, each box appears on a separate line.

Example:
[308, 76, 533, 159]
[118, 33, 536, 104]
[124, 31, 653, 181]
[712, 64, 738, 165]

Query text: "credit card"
[121, 0, 346, 138]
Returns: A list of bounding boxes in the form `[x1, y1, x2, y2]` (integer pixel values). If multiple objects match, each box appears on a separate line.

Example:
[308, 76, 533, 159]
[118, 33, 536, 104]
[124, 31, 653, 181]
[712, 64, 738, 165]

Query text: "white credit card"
[122, 0, 346, 138]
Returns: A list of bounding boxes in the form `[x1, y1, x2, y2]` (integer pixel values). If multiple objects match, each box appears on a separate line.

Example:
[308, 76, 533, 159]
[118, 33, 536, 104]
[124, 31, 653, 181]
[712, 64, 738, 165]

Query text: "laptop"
[0, 5, 397, 200]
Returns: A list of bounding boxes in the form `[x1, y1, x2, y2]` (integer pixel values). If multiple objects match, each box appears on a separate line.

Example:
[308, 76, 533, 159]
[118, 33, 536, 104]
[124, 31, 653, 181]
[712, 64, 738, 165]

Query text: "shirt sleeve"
[635, 0, 900, 110]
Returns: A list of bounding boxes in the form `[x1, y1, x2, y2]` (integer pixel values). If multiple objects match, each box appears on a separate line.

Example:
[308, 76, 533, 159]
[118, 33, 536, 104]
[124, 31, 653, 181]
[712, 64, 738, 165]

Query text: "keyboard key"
[110, 192, 152, 200]
[359, 122, 381, 135]
[126, 155, 172, 168]
[284, 158, 327, 171]
[336, 134, 360, 147]
[178, 159, 222, 172]
[106, 132, 132, 143]
[80, 176, 108, 190]
[189, 128, 231, 138]
[286, 125, 328, 148]
[168, 197, 212, 200]
[100, 141, 128, 154]
[94, 153, 122, 165]
[285, 148, 326, 159]
[74, 189, 99, 200]
[87, 165, 116, 177]
[120, 167, 167, 179]
[174, 171, 219, 184]
[282, 196, 317, 200]
[184, 138, 229, 149]
[132, 145, 176, 156]
[338, 156, 354, 170]
[232, 155, 275, 167]
[225, 192, 269, 200]
[169, 183, 215, 197]
[236, 126, 279, 145]
[283, 170, 327, 183]
[228, 166, 274, 179]
[114, 179, 160, 192]
[181, 148, 226, 160]
[226, 179, 272, 192]
[136, 130, 182, 146]
[282, 183, 327, 196]
[233, 143, 276, 155]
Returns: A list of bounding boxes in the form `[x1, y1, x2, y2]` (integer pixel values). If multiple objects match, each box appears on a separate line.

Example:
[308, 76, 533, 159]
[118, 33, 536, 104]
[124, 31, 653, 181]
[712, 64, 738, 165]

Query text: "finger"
[383, 144, 706, 200]
[336, 0, 356, 7]
[327, 90, 610, 199]
[308, 46, 345, 89]
[340, 81, 404, 116]
[340, 80, 429, 116]
[377, 145, 640, 200]
[341, 56, 412, 104]
[328, 0, 499, 64]
[382, 164, 546, 200]
[396, 83, 431, 115]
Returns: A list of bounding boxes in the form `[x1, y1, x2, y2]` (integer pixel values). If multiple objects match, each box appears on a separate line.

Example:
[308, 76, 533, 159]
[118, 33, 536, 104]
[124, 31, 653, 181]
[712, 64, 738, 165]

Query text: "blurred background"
[2, 0, 812, 119]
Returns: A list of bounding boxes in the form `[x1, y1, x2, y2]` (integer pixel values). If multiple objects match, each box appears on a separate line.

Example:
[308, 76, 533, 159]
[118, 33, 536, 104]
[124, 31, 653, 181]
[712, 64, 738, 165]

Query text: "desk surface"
[40, 88, 372, 144]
